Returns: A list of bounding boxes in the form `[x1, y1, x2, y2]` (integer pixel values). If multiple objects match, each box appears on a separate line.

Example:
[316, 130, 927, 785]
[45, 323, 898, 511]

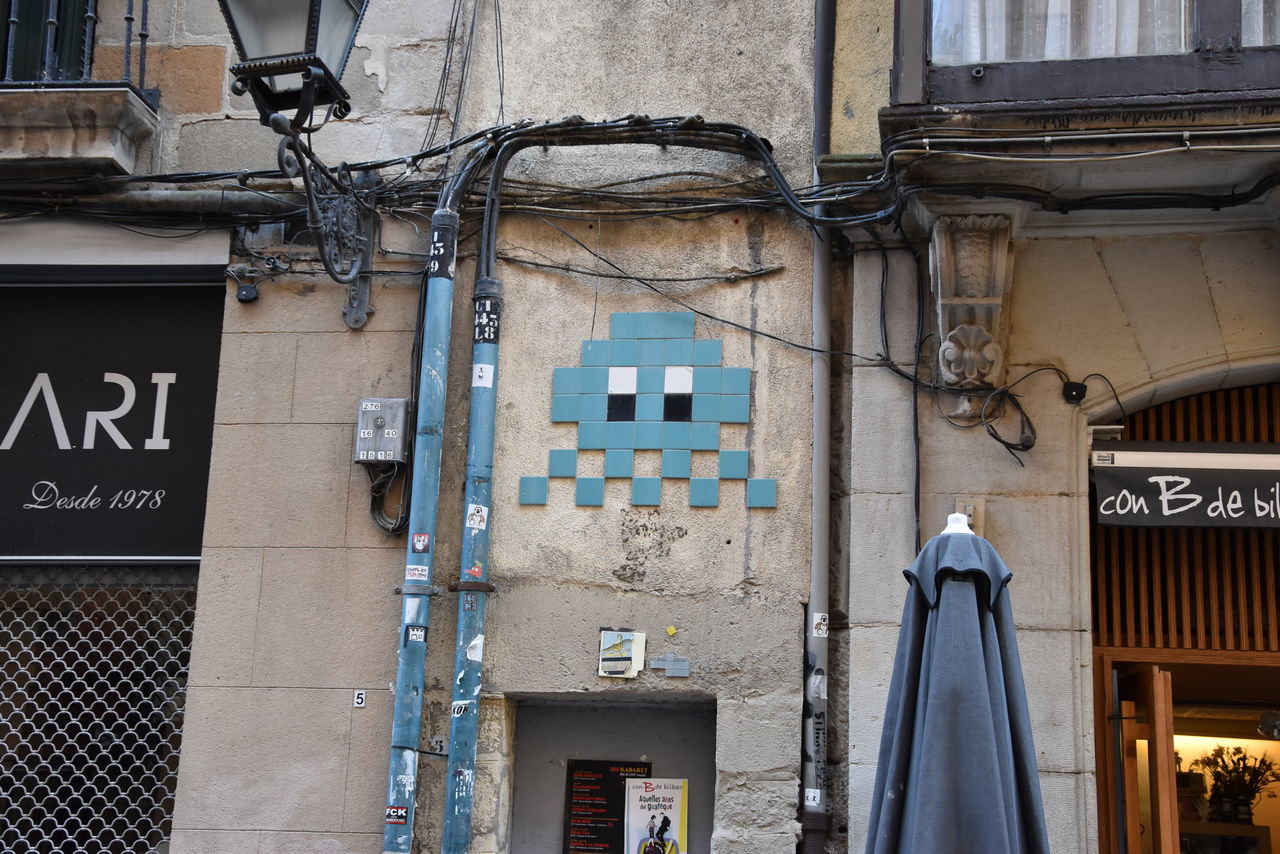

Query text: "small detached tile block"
[549, 449, 577, 478]
[576, 477, 605, 506]
[719, 450, 748, 479]
[604, 449, 634, 478]
[689, 478, 719, 507]
[661, 450, 691, 479]
[519, 477, 548, 505]
[693, 339, 722, 365]
[631, 477, 661, 506]
[746, 478, 777, 508]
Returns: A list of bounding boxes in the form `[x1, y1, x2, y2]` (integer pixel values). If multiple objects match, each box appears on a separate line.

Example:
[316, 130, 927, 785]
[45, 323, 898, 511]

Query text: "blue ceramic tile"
[693, 339, 722, 365]
[633, 311, 695, 339]
[549, 449, 577, 478]
[604, 421, 635, 449]
[692, 394, 721, 422]
[634, 422, 663, 449]
[638, 339, 666, 365]
[692, 367, 721, 394]
[582, 340, 611, 366]
[631, 477, 661, 506]
[635, 394, 665, 421]
[690, 422, 720, 451]
[719, 450, 748, 479]
[550, 394, 580, 422]
[637, 366, 665, 392]
[610, 339, 639, 366]
[611, 313, 638, 339]
[604, 449, 634, 478]
[579, 394, 607, 422]
[519, 477, 548, 505]
[576, 477, 605, 506]
[580, 367, 609, 394]
[689, 477, 719, 507]
[721, 395, 750, 423]
[552, 367, 582, 394]
[663, 422, 691, 449]
[661, 449, 691, 478]
[721, 367, 751, 395]
[746, 478, 777, 508]
[578, 422, 606, 449]
[665, 338, 694, 365]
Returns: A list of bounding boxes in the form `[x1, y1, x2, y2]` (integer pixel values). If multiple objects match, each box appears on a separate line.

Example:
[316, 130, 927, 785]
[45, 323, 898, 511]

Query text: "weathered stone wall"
[153, 1, 821, 853]
[842, 229, 1280, 853]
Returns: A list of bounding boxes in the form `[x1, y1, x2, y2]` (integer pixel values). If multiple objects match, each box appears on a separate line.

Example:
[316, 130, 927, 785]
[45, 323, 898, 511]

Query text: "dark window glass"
[1, 0, 90, 82]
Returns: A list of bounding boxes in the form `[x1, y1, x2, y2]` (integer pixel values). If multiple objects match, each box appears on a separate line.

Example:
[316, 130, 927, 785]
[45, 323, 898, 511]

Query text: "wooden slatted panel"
[1091, 381, 1280, 652]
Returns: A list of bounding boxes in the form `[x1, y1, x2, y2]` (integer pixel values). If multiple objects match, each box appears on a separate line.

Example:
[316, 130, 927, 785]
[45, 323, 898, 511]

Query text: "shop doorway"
[509, 699, 715, 854]
[1091, 382, 1280, 854]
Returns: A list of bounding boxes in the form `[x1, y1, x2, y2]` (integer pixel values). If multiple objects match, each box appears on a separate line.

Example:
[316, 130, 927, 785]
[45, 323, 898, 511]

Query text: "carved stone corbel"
[929, 215, 1013, 419]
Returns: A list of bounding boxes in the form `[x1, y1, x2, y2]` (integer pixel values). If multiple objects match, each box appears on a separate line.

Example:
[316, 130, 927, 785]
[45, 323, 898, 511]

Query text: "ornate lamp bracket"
[929, 215, 1013, 420]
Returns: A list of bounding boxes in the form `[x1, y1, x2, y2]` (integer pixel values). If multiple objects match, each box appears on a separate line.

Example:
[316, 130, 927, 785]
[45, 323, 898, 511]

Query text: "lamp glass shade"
[221, 0, 365, 95]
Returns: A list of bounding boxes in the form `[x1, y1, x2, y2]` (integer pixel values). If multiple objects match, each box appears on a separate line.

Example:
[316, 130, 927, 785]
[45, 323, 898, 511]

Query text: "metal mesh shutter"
[0, 565, 197, 854]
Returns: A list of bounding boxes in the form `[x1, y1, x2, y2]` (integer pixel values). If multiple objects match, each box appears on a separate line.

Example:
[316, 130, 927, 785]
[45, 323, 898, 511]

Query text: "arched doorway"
[1091, 381, 1280, 854]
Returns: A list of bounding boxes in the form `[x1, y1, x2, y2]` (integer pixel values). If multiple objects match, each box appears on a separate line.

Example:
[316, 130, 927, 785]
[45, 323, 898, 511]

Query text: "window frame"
[892, 0, 1280, 104]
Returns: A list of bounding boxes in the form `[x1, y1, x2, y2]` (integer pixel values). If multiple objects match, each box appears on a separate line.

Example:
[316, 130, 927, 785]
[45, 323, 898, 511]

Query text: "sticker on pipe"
[466, 634, 485, 662]
[385, 805, 408, 824]
[804, 788, 821, 807]
[472, 364, 494, 388]
[451, 700, 473, 717]
[811, 612, 829, 638]
[411, 533, 430, 553]
[465, 504, 489, 530]
[404, 564, 429, 582]
[406, 625, 426, 643]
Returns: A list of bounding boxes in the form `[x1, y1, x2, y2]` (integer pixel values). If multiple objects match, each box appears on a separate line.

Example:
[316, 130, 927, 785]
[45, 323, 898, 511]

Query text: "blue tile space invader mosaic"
[518, 311, 777, 509]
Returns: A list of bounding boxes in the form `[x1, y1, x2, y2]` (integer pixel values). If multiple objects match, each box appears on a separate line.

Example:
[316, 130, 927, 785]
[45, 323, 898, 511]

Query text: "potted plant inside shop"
[1190, 745, 1280, 823]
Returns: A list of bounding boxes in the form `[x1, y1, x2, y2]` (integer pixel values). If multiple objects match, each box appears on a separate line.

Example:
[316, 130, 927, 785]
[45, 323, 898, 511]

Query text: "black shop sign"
[1, 285, 224, 558]
[1093, 441, 1280, 528]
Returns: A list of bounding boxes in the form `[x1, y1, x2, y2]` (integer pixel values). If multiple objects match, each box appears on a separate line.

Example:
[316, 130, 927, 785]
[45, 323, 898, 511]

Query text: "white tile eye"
[608, 366, 637, 394]
[663, 365, 693, 394]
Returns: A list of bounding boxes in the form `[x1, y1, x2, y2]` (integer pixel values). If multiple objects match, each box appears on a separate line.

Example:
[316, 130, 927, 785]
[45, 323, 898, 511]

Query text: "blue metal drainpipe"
[383, 142, 491, 854]
[439, 270, 502, 852]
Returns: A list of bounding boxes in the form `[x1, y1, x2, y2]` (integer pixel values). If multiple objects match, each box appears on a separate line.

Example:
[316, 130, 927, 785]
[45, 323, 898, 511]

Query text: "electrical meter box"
[354, 398, 409, 464]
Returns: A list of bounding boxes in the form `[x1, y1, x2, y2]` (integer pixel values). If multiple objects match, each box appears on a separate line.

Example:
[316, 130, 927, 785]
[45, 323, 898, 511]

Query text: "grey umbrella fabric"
[864, 533, 1050, 854]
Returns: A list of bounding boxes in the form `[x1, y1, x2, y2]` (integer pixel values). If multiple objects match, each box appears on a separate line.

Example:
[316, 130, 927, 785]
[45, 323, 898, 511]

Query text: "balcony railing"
[1, 0, 157, 109]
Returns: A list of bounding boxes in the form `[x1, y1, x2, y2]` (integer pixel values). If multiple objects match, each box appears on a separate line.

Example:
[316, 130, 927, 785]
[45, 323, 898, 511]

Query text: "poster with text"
[563, 759, 651, 853]
[624, 778, 688, 854]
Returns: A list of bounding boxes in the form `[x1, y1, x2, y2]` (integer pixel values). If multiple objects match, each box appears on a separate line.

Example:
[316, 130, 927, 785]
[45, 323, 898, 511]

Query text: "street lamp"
[217, 0, 374, 293]
[218, 0, 369, 128]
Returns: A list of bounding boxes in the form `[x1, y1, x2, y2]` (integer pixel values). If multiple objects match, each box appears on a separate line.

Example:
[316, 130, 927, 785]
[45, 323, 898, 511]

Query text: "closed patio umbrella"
[864, 514, 1050, 854]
